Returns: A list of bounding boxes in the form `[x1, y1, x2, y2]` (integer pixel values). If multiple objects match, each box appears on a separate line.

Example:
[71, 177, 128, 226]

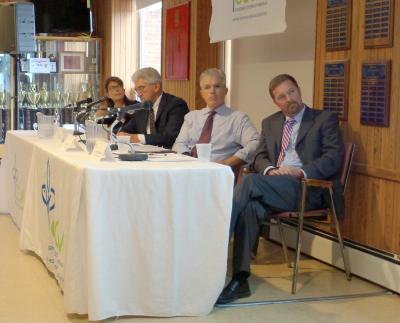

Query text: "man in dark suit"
[118, 67, 189, 148]
[217, 74, 344, 304]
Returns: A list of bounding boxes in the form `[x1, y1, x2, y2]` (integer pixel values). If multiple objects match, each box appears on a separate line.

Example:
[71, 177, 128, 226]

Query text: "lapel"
[155, 93, 167, 122]
[271, 113, 285, 152]
[137, 110, 149, 133]
[296, 106, 314, 146]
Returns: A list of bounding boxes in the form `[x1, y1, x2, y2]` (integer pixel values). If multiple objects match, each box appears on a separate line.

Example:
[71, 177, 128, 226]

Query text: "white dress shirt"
[173, 105, 260, 163]
[138, 93, 162, 144]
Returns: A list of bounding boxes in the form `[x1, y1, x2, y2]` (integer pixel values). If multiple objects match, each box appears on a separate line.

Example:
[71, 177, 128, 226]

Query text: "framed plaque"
[325, 0, 352, 51]
[360, 61, 391, 127]
[323, 61, 349, 120]
[364, 0, 394, 48]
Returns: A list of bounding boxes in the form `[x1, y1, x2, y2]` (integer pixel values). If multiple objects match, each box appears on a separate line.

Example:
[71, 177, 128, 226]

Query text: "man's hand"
[117, 132, 140, 143]
[268, 166, 304, 179]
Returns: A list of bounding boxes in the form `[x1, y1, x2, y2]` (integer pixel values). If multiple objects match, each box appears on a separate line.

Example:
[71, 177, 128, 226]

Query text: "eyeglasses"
[108, 84, 123, 91]
[134, 85, 147, 94]
[275, 88, 298, 102]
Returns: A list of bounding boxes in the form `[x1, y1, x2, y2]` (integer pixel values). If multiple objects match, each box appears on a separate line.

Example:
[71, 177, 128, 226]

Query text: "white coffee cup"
[117, 136, 131, 151]
[196, 143, 212, 162]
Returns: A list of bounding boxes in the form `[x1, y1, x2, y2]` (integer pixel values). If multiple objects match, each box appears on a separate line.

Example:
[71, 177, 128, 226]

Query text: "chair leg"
[276, 218, 291, 267]
[329, 188, 351, 281]
[291, 181, 307, 294]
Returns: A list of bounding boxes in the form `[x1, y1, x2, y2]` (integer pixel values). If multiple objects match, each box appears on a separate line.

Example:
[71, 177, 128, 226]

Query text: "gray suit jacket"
[252, 106, 345, 217]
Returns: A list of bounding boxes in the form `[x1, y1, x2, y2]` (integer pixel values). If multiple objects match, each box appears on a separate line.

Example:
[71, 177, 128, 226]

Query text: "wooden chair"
[243, 142, 355, 294]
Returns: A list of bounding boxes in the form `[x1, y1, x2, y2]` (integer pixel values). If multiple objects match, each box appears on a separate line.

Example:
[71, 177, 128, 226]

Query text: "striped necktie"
[148, 108, 156, 134]
[277, 118, 296, 167]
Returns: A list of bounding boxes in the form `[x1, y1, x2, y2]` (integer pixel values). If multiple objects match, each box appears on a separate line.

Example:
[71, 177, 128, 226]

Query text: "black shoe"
[216, 279, 251, 304]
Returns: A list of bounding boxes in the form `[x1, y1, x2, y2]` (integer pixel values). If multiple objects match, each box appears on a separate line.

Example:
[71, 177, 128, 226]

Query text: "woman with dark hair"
[96, 76, 138, 125]
[104, 76, 136, 108]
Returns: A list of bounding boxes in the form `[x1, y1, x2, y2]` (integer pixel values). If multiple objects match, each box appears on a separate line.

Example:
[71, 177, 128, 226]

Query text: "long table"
[0, 131, 234, 320]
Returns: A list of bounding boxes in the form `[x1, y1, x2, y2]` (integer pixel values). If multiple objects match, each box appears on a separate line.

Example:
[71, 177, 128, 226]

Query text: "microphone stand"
[73, 103, 89, 136]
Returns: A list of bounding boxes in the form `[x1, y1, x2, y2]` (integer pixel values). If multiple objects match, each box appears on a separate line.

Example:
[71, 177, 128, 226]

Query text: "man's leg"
[218, 174, 300, 304]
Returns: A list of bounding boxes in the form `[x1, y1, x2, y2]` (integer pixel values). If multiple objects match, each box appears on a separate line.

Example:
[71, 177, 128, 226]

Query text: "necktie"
[148, 108, 156, 134]
[191, 110, 217, 157]
[277, 118, 296, 167]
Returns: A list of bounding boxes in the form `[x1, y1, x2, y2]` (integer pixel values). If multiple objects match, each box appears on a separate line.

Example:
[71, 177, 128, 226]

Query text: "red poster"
[165, 3, 190, 80]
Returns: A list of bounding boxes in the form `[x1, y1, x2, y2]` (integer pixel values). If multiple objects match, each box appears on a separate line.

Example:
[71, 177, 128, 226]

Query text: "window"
[139, 2, 162, 73]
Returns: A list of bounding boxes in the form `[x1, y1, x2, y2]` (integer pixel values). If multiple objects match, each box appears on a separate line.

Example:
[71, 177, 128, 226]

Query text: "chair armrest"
[302, 178, 333, 189]
[241, 165, 256, 176]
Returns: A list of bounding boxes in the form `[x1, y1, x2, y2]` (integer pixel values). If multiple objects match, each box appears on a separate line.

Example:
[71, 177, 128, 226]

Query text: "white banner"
[209, 0, 287, 43]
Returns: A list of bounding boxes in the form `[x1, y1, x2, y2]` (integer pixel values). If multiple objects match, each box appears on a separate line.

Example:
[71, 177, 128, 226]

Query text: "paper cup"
[196, 143, 212, 162]
[117, 136, 131, 151]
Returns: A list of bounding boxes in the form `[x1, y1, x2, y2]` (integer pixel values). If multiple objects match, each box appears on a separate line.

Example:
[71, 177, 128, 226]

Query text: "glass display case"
[15, 36, 101, 130]
[0, 54, 11, 143]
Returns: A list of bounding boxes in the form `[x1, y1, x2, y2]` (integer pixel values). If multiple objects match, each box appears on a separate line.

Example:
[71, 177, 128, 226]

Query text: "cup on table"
[196, 143, 212, 162]
[117, 135, 131, 151]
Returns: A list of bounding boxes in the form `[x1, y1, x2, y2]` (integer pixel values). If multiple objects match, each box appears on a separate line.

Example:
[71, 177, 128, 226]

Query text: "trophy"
[62, 89, 71, 107]
[71, 90, 80, 105]
[27, 84, 40, 109]
[39, 82, 50, 109]
[52, 87, 62, 109]
[51, 87, 62, 125]
[17, 82, 26, 108]
[0, 89, 6, 109]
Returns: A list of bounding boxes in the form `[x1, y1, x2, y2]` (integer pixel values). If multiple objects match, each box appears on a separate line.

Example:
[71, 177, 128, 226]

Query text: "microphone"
[106, 100, 153, 115]
[64, 98, 94, 109]
[76, 97, 93, 106]
[86, 96, 107, 109]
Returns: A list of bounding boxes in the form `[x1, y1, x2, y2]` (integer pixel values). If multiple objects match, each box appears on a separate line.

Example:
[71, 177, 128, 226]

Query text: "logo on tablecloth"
[12, 154, 24, 209]
[41, 159, 64, 253]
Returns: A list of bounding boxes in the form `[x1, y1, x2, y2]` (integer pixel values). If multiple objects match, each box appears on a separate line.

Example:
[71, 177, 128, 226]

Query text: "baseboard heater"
[269, 221, 400, 294]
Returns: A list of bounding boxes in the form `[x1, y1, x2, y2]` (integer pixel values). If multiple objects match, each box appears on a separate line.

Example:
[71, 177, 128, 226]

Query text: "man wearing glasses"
[118, 67, 189, 148]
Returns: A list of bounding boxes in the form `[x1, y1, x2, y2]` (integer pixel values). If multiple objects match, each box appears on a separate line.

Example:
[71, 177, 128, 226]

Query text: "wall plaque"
[326, 0, 352, 51]
[364, 0, 394, 48]
[360, 61, 391, 127]
[323, 61, 349, 120]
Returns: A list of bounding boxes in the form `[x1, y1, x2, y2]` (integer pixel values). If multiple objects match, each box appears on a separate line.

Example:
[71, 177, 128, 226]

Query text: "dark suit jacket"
[252, 106, 345, 217]
[120, 92, 189, 148]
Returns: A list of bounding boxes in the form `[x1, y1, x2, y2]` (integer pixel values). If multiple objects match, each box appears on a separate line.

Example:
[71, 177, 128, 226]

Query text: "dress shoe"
[216, 279, 251, 304]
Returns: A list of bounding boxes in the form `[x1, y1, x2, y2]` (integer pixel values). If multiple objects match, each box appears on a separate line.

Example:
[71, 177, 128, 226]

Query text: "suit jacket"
[120, 92, 189, 148]
[252, 106, 345, 217]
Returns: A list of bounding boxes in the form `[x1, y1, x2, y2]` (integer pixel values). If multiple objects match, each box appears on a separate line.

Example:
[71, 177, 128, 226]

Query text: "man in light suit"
[217, 74, 344, 304]
[118, 67, 189, 148]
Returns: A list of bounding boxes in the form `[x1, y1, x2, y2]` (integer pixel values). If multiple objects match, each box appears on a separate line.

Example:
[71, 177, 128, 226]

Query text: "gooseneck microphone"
[86, 96, 107, 109]
[105, 100, 153, 116]
[76, 97, 93, 106]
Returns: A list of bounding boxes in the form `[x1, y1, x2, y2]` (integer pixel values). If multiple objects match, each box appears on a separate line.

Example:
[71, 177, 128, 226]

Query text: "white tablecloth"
[0, 131, 234, 320]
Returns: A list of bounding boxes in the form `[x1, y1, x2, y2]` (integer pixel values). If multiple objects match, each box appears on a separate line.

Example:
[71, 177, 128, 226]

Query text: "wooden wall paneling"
[162, 0, 221, 110]
[110, 0, 138, 99]
[93, 0, 112, 95]
[193, 0, 219, 109]
[93, 0, 137, 98]
[162, 0, 195, 109]
[314, 0, 400, 254]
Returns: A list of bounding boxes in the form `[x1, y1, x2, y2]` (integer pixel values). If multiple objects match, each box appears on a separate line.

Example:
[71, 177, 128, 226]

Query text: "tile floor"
[0, 213, 399, 323]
